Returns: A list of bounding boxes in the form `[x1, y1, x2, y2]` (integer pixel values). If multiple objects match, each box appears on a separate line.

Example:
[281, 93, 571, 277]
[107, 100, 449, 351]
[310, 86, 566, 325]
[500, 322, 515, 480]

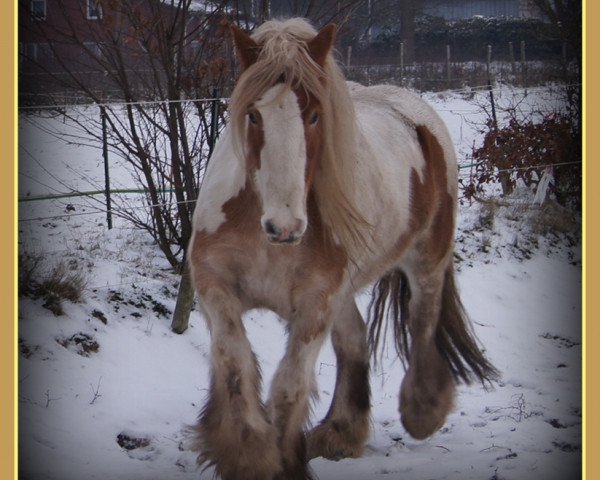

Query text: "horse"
[187, 17, 498, 480]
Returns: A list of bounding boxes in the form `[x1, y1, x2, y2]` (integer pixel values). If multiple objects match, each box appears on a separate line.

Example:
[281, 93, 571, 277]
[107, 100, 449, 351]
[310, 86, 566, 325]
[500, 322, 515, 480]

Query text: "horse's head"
[230, 20, 336, 245]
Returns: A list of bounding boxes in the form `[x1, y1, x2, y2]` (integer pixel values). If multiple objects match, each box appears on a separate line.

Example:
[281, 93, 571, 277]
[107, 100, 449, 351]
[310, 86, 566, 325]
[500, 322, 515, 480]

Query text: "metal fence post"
[100, 105, 112, 230]
[208, 88, 220, 159]
[486, 45, 497, 128]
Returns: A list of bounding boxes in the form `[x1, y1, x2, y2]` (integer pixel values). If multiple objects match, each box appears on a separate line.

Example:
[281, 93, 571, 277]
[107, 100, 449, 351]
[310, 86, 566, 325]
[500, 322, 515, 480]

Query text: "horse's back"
[345, 83, 459, 284]
[349, 83, 457, 191]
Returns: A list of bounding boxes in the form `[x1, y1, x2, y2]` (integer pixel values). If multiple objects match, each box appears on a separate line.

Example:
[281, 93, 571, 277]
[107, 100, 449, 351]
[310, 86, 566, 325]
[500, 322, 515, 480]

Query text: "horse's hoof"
[306, 421, 367, 460]
[399, 372, 455, 440]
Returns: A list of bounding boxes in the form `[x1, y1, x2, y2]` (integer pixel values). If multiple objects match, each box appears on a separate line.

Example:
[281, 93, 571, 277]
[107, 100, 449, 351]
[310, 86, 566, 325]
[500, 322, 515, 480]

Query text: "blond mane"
[229, 18, 368, 257]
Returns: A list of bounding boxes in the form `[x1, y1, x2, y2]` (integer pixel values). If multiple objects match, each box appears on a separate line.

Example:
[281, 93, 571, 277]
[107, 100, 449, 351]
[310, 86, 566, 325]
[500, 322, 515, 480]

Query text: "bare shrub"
[465, 114, 581, 211]
[39, 263, 86, 303]
[529, 200, 579, 236]
[18, 253, 43, 297]
[19, 254, 87, 315]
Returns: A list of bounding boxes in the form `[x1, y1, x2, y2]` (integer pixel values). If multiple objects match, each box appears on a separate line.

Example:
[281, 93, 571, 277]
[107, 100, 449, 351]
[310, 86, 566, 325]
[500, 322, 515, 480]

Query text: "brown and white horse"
[188, 18, 497, 480]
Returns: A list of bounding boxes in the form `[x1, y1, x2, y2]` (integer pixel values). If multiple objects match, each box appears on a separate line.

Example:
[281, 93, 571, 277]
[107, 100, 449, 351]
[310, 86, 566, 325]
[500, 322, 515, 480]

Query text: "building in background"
[422, 0, 544, 20]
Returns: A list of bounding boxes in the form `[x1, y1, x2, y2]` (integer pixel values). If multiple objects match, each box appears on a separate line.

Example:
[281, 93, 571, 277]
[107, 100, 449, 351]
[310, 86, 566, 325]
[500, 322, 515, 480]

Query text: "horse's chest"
[199, 226, 344, 319]
[238, 246, 299, 310]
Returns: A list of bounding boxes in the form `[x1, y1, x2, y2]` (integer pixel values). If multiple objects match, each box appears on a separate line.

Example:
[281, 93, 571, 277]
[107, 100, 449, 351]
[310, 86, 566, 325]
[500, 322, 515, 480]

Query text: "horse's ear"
[230, 24, 260, 70]
[307, 23, 336, 67]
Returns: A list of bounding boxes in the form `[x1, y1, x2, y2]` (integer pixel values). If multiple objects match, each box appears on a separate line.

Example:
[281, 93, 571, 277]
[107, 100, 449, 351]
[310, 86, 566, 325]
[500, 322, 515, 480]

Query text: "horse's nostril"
[264, 220, 281, 237]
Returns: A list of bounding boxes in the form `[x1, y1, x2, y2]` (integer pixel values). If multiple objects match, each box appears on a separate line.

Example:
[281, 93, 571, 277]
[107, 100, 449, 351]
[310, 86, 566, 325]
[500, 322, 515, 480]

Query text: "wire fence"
[18, 80, 581, 305]
[19, 81, 581, 226]
[17, 81, 581, 114]
[19, 158, 583, 224]
[20, 41, 577, 105]
[18, 95, 227, 112]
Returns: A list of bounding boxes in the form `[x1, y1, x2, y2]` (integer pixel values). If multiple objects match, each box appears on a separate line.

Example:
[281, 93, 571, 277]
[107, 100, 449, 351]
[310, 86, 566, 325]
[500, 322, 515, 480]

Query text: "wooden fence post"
[509, 41, 516, 75]
[446, 44, 451, 82]
[520, 40, 528, 96]
[398, 42, 404, 85]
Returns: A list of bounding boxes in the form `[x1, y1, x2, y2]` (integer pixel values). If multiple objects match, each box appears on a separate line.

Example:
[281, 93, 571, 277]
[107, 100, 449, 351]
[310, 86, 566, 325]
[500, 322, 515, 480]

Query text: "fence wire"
[18, 82, 581, 112]
[19, 82, 580, 225]
[18, 160, 581, 225]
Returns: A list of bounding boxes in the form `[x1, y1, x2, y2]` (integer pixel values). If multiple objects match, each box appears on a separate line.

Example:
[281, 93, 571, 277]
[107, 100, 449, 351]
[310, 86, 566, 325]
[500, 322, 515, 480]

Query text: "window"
[30, 0, 46, 20]
[26, 43, 37, 61]
[38, 43, 54, 61]
[24, 43, 53, 63]
[83, 42, 103, 58]
[87, 0, 103, 20]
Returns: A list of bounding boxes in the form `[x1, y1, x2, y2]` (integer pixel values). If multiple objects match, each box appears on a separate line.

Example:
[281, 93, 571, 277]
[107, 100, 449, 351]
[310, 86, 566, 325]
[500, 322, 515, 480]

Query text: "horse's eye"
[248, 111, 258, 124]
[309, 112, 319, 125]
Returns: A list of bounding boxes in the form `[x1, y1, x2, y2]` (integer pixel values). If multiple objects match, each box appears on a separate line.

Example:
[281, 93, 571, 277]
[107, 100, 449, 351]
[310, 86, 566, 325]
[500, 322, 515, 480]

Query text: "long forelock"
[230, 19, 328, 155]
[229, 18, 369, 258]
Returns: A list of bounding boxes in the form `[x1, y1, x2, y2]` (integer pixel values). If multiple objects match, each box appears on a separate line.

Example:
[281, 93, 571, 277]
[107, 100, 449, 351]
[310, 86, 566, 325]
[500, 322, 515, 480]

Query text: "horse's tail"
[367, 266, 499, 385]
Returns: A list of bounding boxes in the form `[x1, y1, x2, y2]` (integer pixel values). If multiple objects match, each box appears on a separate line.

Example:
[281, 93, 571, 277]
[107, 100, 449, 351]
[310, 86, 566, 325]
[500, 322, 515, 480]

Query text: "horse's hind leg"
[399, 265, 455, 440]
[307, 300, 371, 460]
[193, 286, 281, 480]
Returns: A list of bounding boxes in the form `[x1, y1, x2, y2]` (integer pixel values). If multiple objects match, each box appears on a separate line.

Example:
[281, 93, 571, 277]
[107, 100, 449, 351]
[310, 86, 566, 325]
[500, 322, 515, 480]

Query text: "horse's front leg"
[268, 302, 334, 480]
[193, 286, 281, 480]
[307, 299, 371, 460]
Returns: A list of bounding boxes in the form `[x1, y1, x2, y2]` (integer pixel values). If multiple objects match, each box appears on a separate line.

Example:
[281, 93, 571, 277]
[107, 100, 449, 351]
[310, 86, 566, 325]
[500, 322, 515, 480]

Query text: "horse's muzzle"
[263, 218, 306, 245]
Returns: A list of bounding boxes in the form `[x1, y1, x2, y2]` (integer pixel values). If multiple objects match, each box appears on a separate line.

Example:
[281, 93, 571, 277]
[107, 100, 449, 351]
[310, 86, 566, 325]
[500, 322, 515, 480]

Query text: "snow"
[18, 86, 581, 480]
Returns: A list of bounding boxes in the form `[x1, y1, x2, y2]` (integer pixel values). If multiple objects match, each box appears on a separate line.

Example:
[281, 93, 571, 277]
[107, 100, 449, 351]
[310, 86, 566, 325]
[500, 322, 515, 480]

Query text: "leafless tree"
[531, 0, 581, 123]
[531, 0, 581, 59]
[20, 0, 235, 331]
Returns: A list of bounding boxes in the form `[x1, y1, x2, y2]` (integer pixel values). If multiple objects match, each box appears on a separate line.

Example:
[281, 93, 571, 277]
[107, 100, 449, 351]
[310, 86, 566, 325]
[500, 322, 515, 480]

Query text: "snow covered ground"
[18, 86, 582, 480]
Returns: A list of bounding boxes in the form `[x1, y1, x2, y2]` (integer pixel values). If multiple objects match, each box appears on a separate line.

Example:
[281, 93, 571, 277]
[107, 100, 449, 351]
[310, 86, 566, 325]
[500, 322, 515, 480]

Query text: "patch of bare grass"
[19, 253, 87, 315]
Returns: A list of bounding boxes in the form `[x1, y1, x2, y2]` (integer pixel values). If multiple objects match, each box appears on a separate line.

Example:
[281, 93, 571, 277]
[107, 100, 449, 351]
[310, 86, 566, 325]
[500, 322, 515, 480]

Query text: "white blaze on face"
[253, 84, 308, 243]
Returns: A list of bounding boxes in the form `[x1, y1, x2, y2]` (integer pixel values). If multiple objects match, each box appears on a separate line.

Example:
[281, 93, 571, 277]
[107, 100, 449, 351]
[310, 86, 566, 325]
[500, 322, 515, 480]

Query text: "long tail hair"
[367, 266, 499, 385]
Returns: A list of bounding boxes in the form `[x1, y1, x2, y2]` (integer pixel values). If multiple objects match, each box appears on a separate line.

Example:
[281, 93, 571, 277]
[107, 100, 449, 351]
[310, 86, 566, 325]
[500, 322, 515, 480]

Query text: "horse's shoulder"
[192, 128, 247, 234]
